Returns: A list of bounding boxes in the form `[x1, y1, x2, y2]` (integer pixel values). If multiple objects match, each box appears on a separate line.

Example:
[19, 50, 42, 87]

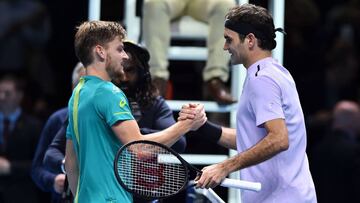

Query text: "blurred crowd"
[0, 0, 360, 202]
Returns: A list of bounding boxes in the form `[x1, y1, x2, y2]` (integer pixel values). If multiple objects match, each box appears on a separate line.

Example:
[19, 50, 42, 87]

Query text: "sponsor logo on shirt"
[119, 99, 127, 108]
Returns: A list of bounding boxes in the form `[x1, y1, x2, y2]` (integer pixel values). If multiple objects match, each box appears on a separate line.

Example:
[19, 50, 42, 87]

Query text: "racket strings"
[117, 143, 187, 198]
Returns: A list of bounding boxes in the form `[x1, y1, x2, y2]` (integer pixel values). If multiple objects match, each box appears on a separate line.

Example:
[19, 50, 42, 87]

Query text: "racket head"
[114, 140, 190, 199]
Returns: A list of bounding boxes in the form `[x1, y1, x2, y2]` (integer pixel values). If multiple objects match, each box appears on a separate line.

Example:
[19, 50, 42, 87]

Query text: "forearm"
[143, 120, 191, 147]
[114, 104, 205, 147]
[30, 166, 57, 192]
[66, 166, 78, 196]
[222, 131, 288, 173]
[217, 127, 237, 150]
[44, 147, 65, 174]
[65, 140, 79, 196]
[196, 121, 237, 150]
[140, 128, 186, 152]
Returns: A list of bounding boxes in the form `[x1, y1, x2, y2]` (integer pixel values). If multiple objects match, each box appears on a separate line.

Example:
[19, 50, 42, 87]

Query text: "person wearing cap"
[118, 41, 187, 152]
[180, 4, 317, 203]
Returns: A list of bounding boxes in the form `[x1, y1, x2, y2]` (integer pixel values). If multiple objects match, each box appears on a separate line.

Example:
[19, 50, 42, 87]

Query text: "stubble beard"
[230, 55, 240, 65]
[106, 55, 124, 81]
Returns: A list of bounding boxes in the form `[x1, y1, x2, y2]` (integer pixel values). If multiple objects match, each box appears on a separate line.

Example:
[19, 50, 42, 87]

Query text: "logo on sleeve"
[119, 99, 127, 108]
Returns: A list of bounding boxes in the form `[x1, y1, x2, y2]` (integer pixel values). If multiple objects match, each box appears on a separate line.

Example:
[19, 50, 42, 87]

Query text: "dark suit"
[0, 113, 43, 203]
[31, 107, 68, 203]
[309, 129, 360, 203]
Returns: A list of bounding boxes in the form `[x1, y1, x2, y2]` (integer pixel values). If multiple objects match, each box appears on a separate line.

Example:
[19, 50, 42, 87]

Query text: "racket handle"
[220, 178, 262, 192]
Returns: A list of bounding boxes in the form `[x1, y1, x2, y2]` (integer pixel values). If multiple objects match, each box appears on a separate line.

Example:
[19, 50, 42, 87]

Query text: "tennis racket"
[113, 140, 261, 200]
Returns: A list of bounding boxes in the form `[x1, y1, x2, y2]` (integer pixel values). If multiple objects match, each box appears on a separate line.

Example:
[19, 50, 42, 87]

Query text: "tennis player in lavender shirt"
[180, 4, 317, 203]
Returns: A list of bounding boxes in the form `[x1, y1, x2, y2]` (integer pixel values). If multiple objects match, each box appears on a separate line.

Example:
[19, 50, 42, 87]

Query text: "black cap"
[123, 41, 150, 63]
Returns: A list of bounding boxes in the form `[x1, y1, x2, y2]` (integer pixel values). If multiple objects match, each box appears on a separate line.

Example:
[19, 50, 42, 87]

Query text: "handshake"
[177, 103, 207, 131]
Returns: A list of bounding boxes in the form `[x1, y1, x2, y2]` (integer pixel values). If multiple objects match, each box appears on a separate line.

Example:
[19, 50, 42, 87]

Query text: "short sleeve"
[66, 98, 74, 140]
[93, 85, 134, 126]
[66, 123, 74, 140]
[249, 75, 284, 126]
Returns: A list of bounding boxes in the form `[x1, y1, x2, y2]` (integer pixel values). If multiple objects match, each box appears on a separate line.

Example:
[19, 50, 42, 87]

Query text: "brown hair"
[74, 21, 126, 66]
[225, 4, 277, 50]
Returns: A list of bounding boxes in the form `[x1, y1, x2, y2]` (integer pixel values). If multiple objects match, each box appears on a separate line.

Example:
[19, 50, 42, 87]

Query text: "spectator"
[0, 74, 43, 203]
[310, 100, 360, 203]
[142, 0, 236, 104]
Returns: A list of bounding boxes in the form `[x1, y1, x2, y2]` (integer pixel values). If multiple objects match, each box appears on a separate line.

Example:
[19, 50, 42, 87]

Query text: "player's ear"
[246, 33, 256, 49]
[95, 45, 106, 61]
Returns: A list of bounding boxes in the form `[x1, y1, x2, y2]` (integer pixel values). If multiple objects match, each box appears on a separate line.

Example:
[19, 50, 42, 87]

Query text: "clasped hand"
[178, 103, 207, 131]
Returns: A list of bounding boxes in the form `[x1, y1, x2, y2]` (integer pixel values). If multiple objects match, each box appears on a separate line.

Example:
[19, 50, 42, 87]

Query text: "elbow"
[278, 133, 289, 151]
[42, 153, 50, 170]
[279, 141, 289, 151]
[270, 131, 289, 152]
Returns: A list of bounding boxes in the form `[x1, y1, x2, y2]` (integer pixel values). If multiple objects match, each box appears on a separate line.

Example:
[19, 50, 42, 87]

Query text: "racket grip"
[220, 178, 262, 192]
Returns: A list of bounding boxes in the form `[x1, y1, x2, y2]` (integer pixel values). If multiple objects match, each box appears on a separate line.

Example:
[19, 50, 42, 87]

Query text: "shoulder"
[152, 96, 171, 111]
[248, 60, 286, 90]
[94, 81, 126, 98]
[247, 68, 282, 100]
[153, 96, 167, 106]
[248, 74, 280, 92]
[90, 82, 128, 109]
[47, 107, 68, 123]
[141, 96, 172, 121]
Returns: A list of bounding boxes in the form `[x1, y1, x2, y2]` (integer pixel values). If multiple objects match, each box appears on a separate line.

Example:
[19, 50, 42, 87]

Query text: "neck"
[86, 62, 111, 81]
[244, 50, 272, 69]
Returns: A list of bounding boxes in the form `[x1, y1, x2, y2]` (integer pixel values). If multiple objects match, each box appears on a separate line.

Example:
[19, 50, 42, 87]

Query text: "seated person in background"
[0, 74, 43, 203]
[310, 100, 360, 203]
[116, 41, 186, 152]
[142, 0, 236, 104]
[31, 63, 85, 203]
[44, 41, 187, 201]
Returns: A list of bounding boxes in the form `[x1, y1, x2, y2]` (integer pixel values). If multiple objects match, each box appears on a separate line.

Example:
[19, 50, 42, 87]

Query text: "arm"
[43, 125, 66, 174]
[179, 104, 237, 150]
[30, 115, 60, 192]
[113, 119, 192, 147]
[65, 139, 79, 196]
[217, 127, 237, 150]
[221, 118, 288, 172]
[112, 104, 206, 147]
[43, 126, 67, 194]
[196, 118, 289, 188]
[146, 97, 187, 152]
[96, 89, 205, 147]
[140, 128, 187, 152]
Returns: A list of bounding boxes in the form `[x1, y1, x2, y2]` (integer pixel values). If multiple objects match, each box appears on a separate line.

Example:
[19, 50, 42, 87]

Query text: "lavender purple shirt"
[236, 57, 317, 203]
